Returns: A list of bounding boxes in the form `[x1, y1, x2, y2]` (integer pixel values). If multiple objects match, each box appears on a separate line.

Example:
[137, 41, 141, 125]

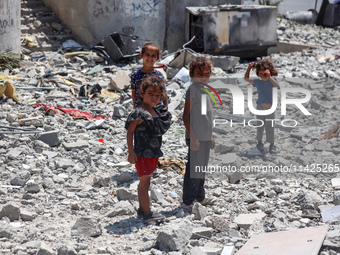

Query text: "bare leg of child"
[138, 175, 151, 215]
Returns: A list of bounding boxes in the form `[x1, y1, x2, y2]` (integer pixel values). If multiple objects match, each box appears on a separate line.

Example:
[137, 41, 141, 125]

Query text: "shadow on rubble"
[105, 216, 144, 235]
[105, 208, 181, 235]
[111, 171, 139, 187]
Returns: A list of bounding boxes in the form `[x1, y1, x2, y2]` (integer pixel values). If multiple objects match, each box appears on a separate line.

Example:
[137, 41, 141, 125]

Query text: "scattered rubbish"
[0, 185, 21, 189]
[236, 226, 328, 255]
[169, 50, 196, 69]
[101, 33, 139, 62]
[32, 104, 95, 120]
[284, 11, 317, 25]
[86, 64, 103, 76]
[0, 74, 20, 80]
[62, 39, 83, 51]
[79, 84, 102, 99]
[0, 80, 21, 102]
[0, 51, 20, 71]
[319, 124, 340, 139]
[170, 126, 186, 133]
[158, 158, 186, 172]
[169, 191, 180, 198]
[23, 35, 38, 48]
[99, 89, 120, 102]
[0, 125, 42, 135]
[98, 139, 104, 144]
[321, 205, 340, 222]
[65, 51, 92, 58]
[174, 67, 190, 83]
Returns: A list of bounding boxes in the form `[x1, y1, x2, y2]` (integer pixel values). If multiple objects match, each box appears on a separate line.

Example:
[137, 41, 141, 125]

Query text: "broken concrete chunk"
[10, 171, 31, 186]
[62, 140, 89, 151]
[18, 117, 44, 127]
[71, 217, 102, 237]
[191, 227, 213, 239]
[192, 202, 208, 220]
[0, 202, 20, 221]
[0, 221, 17, 238]
[106, 201, 135, 217]
[38, 130, 60, 147]
[156, 221, 193, 251]
[234, 212, 266, 230]
[108, 70, 130, 92]
[211, 55, 240, 71]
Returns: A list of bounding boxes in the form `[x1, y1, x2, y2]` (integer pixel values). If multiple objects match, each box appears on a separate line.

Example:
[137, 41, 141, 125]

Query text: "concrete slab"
[268, 41, 312, 55]
[236, 226, 328, 255]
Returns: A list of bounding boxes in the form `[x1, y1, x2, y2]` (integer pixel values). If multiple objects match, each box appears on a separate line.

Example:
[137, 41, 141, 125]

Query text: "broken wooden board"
[236, 226, 328, 255]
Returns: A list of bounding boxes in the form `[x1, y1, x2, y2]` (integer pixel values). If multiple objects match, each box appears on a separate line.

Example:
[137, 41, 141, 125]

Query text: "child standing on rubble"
[130, 42, 168, 108]
[181, 56, 216, 212]
[244, 59, 280, 154]
[126, 74, 171, 224]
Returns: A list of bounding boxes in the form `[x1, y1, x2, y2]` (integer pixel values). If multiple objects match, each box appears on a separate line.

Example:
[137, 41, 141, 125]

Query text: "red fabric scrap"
[56, 106, 93, 120]
[32, 104, 98, 120]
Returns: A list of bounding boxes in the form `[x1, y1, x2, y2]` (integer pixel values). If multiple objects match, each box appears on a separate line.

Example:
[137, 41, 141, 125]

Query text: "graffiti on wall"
[131, 0, 162, 18]
[0, 0, 14, 36]
[93, 0, 120, 18]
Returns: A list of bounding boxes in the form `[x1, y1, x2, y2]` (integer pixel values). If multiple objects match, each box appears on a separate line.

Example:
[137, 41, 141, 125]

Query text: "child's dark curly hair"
[189, 56, 213, 77]
[254, 59, 278, 77]
[139, 74, 165, 102]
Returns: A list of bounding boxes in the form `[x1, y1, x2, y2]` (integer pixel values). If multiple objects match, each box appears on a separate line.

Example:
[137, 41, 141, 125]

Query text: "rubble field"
[0, 18, 340, 255]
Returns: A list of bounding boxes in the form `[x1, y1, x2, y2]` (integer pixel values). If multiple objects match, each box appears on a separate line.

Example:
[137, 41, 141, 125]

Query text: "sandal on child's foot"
[197, 197, 216, 206]
[180, 202, 193, 212]
[269, 144, 277, 154]
[143, 211, 165, 224]
[137, 208, 145, 219]
[257, 142, 265, 152]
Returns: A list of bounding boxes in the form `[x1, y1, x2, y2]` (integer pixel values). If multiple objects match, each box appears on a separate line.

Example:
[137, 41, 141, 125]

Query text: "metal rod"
[315, 0, 318, 10]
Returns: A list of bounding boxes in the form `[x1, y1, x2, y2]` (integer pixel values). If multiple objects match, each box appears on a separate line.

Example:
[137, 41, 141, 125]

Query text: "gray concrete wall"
[43, 0, 167, 49]
[0, 0, 21, 53]
[43, 0, 242, 51]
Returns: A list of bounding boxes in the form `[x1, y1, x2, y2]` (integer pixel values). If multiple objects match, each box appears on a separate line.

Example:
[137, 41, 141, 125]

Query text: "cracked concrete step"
[21, 24, 54, 34]
[22, 42, 60, 52]
[21, 7, 52, 16]
[21, 33, 74, 43]
[21, 0, 45, 8]
[21, 16, 58, 25]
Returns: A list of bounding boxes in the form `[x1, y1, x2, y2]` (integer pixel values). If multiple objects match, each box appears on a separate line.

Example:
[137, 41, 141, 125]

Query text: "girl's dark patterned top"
[125, 104, 172, 158]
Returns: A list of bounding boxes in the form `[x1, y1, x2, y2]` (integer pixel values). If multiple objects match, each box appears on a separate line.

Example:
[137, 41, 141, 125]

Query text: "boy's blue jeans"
[182, 140, 211, 205]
